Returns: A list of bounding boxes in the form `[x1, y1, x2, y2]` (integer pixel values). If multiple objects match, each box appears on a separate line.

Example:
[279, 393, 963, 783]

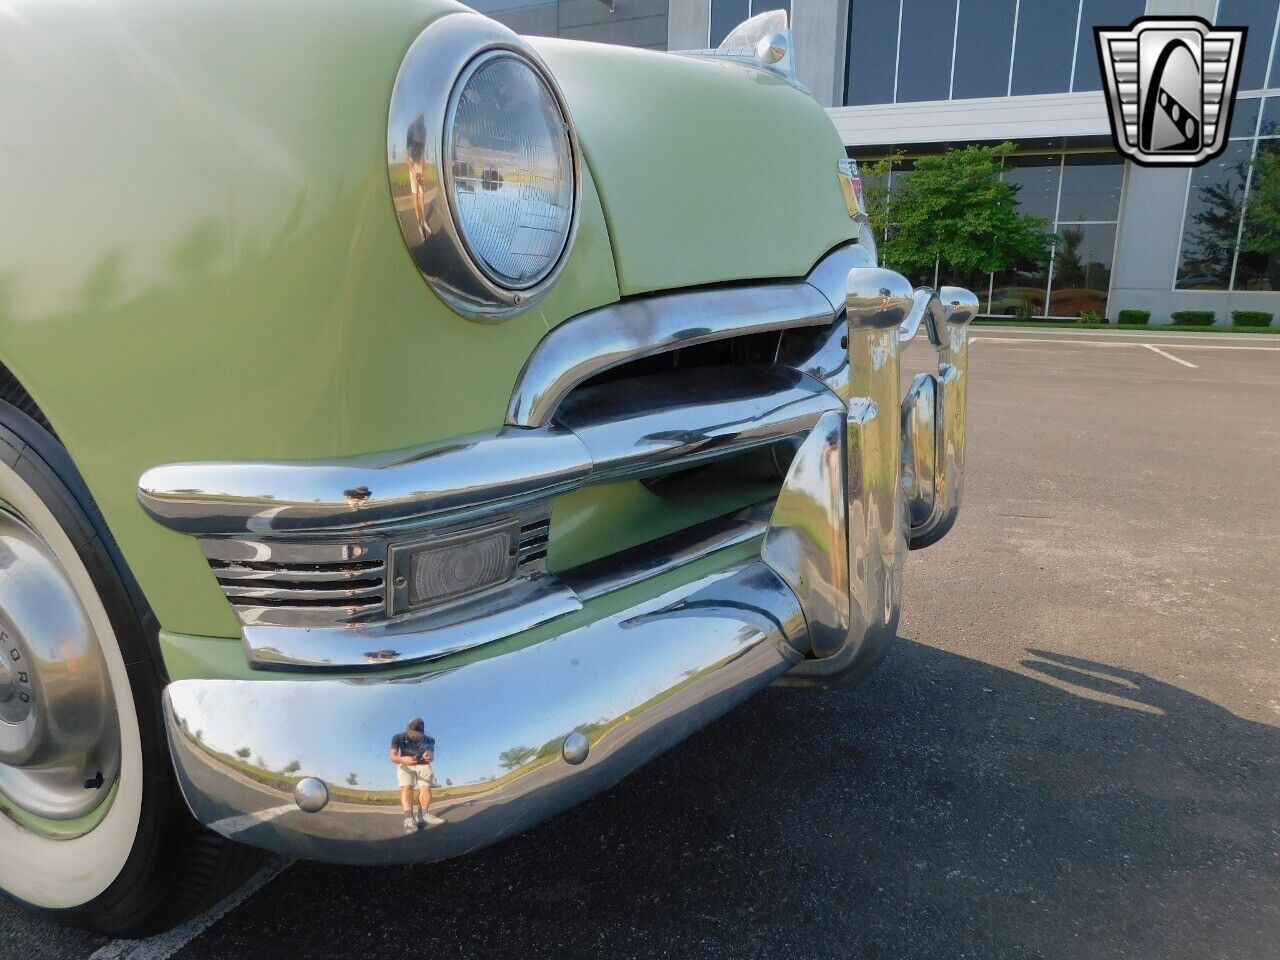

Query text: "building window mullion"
[1068, 0, 1084, 93]
[1007, 0, 1020, 98]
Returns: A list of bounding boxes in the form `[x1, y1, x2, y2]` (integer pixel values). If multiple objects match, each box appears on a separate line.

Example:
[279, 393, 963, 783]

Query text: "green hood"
[532, 38, 859, 297]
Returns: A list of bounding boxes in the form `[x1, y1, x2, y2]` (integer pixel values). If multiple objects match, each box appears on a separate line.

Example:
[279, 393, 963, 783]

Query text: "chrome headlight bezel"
[387, 13, 581, 320]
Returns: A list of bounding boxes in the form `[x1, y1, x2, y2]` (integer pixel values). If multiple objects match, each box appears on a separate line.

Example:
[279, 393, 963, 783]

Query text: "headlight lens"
[446, 53, 575, 291]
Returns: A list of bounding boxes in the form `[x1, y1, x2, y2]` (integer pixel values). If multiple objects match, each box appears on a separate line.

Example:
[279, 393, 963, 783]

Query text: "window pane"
[952, 0, 1015, 99]
[1175, 142, 1253, 291]
[1273, 27, 1280, 89]
[711, 0, 749, 47]
[1049, 223, 1115, 317]
[992, 260, 1050, 317]
[472, 0, 671, 50]
[1217, 0, 1278, 92]
[896, 0, 957, 103]
[1057, 155, 1123, 223]
[1230, 97, 1262, 140]
[1236, 141, 1279, 292]
[1260, 97, 1280, 140]
[749, 0, 790, 20]
[845, 0, 900, 105]
[1010, 0, 1077, 96]
[1073, 0, 1144, 92]
[1003, 156, 1060, 224]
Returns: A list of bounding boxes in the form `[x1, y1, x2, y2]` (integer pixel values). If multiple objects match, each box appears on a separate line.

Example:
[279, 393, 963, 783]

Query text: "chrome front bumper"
[150, 247, 977, 863]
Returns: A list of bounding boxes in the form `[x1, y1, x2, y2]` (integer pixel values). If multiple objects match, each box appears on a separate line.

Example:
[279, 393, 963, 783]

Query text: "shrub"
[1117, 309, 1150, 325]
[1013, 301, 1033, 323]
[1077, 311, 1108, 326]
[1170, 310, 1216, 326]
[1231, 310, 1274, 328]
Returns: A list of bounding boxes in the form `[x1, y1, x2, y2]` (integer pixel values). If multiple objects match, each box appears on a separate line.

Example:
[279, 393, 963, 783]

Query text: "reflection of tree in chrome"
[499, 745, 538, 771]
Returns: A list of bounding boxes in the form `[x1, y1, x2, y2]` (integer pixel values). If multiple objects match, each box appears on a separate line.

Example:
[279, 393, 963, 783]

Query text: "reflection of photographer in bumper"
[391, 718, 444, 833]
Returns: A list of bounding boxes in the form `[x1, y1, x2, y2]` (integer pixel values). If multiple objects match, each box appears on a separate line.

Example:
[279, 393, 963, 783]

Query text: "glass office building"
[475, 0, 1279, 322]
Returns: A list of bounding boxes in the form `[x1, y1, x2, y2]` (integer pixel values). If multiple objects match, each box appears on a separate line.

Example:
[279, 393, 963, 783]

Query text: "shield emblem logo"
[1095, 17, 1246, 167]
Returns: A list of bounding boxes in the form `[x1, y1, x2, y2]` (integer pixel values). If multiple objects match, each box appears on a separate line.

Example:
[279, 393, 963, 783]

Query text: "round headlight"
[446, 53, 575, 290]
[387, 14, 580, 319]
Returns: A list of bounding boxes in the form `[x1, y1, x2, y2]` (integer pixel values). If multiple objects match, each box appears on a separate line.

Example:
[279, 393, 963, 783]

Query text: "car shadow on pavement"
[166, 637, 1280, 960]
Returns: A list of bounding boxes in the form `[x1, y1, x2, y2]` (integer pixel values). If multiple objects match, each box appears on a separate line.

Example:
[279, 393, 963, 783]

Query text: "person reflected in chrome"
[391, 717, 443, 833]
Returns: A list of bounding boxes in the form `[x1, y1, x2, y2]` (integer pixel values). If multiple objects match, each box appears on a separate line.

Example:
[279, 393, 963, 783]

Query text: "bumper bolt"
[562, 731, 590, 765]
[293, 777, 330, 813]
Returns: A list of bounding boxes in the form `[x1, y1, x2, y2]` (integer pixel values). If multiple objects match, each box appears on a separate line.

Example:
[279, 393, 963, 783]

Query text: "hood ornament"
[674, 10, 809, 96]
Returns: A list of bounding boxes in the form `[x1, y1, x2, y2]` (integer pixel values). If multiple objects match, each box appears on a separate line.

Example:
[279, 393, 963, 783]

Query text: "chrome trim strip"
[219, 582, 385, 603]
[163, 560, 806, 865]
[562, 502, 772, 602]
[505, 242, 860, 428]
[210, 564, 384, 584]
[200, 538, 379, 565]
[241, 573, 582, 671]
[138, 426, 592, 536]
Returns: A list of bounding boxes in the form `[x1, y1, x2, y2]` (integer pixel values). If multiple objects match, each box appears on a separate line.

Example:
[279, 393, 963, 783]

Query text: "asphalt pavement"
[4, 326, 1278, 960]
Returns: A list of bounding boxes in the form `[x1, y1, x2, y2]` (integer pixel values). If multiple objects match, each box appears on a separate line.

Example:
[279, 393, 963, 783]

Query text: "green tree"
[235, 747, 251, 760]
[283, 760, 302, 775]
[345, 773, 359, 786]
[864, 142, 1054, 280]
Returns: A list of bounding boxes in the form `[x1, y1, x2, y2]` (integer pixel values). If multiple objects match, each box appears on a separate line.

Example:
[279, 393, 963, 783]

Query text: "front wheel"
[0, 400, 259, 937]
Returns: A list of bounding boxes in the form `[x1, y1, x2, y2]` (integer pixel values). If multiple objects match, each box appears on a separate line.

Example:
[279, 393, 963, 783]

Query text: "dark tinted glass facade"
[1217, 0, 1280, 93]
[845, 0, 1143, 105]
[1176, 95, 1279, 294]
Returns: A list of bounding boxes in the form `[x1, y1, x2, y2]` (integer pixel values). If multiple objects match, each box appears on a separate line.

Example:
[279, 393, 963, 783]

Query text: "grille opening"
[639, 437, 799, 496]
[229, 594, 384, 610]
[578, 329, 784, 392]
[516, 520, 551, 574]
[208, 559, 384, 573]
[215, 575, 385, 592]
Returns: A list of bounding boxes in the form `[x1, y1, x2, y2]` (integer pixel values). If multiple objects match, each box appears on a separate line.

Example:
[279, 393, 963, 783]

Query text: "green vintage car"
[0, 0, 976, 935]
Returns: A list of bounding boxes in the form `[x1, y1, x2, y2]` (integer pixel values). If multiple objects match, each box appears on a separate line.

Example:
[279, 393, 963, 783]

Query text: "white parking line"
[1142, 343, 1198, 368]
[972, 325, 1278, 343]
[87, 858, 292, 960]
[209, 804, 296, 835]
[972, 336, 1280, 351]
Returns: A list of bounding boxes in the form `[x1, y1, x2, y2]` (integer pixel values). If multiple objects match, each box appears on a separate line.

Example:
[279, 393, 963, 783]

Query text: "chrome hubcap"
[0, 508, 119, 823]
[0, 657, 15, 705]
